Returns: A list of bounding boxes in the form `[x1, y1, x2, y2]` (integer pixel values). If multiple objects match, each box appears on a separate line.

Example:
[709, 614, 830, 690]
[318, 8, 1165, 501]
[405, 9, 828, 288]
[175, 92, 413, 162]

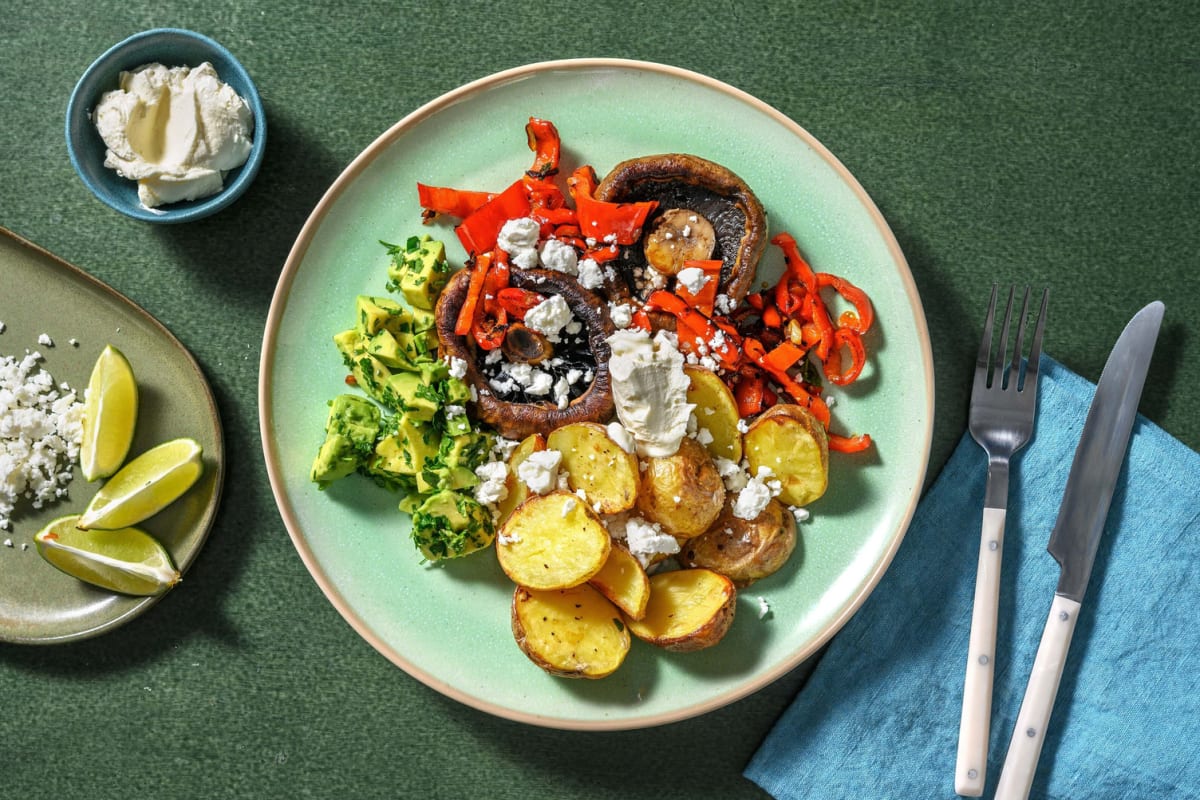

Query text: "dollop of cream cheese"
[92, 62, 254, 208]
[605, 328, 694, 457]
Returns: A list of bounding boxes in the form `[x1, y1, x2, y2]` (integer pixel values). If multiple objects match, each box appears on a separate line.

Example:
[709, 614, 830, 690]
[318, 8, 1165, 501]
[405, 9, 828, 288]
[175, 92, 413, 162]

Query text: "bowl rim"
[65, 27, 267, 223]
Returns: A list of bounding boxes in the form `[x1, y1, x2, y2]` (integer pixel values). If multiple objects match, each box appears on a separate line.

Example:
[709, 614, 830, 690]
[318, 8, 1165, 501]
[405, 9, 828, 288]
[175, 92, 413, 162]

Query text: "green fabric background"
[2, 1, 1196, 798]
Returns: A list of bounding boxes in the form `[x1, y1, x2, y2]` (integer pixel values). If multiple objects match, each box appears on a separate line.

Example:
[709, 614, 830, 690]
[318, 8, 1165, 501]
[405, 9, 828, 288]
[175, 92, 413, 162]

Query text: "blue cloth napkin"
[745, 357, 1200, 799]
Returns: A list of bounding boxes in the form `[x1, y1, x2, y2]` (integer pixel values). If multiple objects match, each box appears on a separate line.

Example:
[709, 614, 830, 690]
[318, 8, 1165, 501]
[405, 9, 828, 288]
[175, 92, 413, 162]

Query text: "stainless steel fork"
[955, 285, 1049, 797]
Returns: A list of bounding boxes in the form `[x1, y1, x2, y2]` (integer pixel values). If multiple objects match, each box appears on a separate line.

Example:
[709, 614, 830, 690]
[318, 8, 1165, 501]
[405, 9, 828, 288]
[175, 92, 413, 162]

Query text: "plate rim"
[0, 225, 227, 645]
[259, 58, 934, 729]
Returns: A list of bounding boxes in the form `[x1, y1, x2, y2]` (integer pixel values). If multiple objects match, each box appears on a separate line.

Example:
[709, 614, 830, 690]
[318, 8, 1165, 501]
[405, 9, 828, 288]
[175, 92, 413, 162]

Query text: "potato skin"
[635, 437, 725, 538]
[678, 499, 796, 586]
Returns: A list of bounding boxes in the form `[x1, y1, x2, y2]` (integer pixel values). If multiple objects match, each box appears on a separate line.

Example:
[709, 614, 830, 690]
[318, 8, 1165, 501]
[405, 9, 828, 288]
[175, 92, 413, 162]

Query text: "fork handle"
[955, 506, 1006, 796]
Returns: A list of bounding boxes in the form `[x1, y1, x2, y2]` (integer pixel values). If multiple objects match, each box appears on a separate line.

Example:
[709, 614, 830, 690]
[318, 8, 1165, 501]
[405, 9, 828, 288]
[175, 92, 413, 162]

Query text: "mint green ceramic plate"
[261, 59, 933, 729]
[0, 227, 225, 643]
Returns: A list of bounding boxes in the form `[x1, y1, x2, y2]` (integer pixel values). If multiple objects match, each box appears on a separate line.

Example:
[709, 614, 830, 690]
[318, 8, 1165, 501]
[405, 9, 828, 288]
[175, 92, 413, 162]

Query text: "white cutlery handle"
[994, 594, 1081, 800]
[955, 507, 1006, 796]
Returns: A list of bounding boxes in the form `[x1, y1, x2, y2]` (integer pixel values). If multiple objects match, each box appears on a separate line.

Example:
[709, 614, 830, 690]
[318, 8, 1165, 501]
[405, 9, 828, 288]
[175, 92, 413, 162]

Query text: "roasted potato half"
[743, 403, 829, 506]
[547, 422, 639, 514]
[679, 498, 796, 586]
[635, 437, 725, 538]
[684, 366, 742, 463]
[496, 433, 546, 525]
[588, 545, 651, 620]
[496, 491, 610, 590]
[512, 584, 631, 679]
[624, 568, 737, 652]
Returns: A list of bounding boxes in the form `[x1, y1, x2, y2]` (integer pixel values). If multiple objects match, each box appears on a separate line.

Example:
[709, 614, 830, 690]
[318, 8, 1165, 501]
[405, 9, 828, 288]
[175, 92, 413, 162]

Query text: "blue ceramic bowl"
[66, 28, 266, 223]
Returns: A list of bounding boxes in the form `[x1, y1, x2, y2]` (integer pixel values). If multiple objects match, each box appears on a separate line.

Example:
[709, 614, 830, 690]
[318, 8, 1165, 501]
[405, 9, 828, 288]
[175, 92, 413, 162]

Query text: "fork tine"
[976, 284, 999, 376]
[993, 286, 1017, 389]
[1023, 288, 1050, 389]
[1009, 286, 1032, 389]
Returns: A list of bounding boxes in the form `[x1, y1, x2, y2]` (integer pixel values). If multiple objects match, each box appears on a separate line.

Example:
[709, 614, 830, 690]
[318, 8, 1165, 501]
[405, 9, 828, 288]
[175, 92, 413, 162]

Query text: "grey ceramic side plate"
[0, 227, 225, 643]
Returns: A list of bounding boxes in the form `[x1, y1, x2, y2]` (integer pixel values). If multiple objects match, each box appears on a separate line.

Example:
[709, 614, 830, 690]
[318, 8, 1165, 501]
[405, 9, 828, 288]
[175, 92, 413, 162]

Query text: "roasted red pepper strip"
[676, 259, 722, 316]
[416, 183, 495, 221]
[743, 338, 831, 427]
[495, 287, 546, 320]
[817, 272, 874, 333]
[472, 315, 507, 351]
[568, 166, 658, 246]
[824, 327, 867, 385]
[828, 433, 872, 453]
[646, 291, 741, 369]
[525, 117, 561, 178]
[734, 374, 765, 417]
[763, 341, 806, 373]
[455, 252, 493, 336]
[804, 292, 837, 362]
[771, 232, 818, 295]
[455, 179, 532, 256]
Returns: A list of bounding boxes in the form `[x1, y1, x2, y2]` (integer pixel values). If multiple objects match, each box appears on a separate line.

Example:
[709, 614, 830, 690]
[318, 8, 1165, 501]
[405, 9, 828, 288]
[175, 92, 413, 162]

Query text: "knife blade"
[993, 300, 1164, 800]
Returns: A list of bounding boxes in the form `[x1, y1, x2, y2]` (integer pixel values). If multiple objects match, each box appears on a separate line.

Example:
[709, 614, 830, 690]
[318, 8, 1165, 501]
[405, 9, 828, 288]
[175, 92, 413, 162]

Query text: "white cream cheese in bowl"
[92, 61, 254, 208]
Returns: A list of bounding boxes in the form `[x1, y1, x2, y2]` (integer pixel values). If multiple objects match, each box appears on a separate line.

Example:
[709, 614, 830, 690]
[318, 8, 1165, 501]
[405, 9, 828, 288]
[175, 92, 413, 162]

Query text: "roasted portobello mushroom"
[435, 267, 616, 441]
[594, 153, 768, 307]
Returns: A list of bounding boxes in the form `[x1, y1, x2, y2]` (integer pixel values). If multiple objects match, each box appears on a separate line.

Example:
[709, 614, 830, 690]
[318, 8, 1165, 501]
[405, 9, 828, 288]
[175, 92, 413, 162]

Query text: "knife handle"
[994, 594, 1081, 800]
[955, 507, 1006, 796]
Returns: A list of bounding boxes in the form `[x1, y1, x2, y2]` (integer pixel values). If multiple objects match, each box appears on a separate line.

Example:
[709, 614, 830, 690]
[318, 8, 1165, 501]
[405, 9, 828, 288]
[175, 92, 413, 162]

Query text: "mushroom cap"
[595, 153, 768, 306]
[435, 268, 616, 441]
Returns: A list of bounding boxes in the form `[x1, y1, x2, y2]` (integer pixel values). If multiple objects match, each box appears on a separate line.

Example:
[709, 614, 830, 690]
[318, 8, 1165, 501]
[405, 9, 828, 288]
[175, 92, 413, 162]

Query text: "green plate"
[0, 227, 225, 643]
[261, 59, 933, 729]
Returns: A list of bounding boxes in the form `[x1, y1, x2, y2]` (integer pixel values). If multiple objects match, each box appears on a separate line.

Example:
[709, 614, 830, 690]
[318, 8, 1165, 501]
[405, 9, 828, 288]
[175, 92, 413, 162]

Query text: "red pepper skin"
[455, 253, 493, 336]
[771, 232, 818, 295]
[455, 179, 532, 256]
[828, 433, 872, 453]
[646, 290, 741, 370]
[568, 166, 658, 246]
[734, 374, 765, 417]
[823, 327, 867, 385]
[416, 183, 496, 221]
[525, 117, 561, 178]
[817, 272, 874, 333]
[743, 338, 831, 427]
[495, 287, 545, 320]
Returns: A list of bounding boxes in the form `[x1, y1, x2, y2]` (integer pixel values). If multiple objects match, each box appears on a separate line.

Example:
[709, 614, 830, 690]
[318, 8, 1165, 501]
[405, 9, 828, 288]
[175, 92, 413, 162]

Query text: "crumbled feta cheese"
[553, 376, 571, 410]
[491, 436, 520, 462]
[756, 596, 771, 619]
[517, 449, 562, 495]
[605, 514, 679, 567]
[474, 461, 509, 506]
[789, 506, 811, 524]
[0, 350, 84, 529]
[732, 467, 783, 520]
[496, 217, 540, 252]
[696, 427, 714, 446]
[524, 294, 574, 342]
[715, 457, 748, 492]
[538, 238, 579, 275]
[736, 418, 750, 434]
[561, 496, 578, 517]
[715, 294, 736, 314]
[608, 302, 633, 329]
[37, 334, 53, 347]
[445, 404, 466, 419]
[444, 355, 469, 379]
[676, 266, 711, 296]
[577, 257, 605, 290]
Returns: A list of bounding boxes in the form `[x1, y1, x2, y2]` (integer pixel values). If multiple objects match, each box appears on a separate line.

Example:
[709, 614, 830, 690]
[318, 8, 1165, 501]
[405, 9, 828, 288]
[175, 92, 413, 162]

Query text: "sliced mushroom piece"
[501, 323, 554, 365]
[595, 153, 767, 306]
[642, 208, 718, 276]
[436, 268, 616, 441]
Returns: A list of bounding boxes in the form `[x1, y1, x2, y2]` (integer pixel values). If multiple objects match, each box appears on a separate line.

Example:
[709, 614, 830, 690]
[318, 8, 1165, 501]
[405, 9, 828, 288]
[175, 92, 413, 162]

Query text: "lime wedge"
[78, 437, 204, 530]
[34, 515, 180, 596]
[80, 344, 138, 481]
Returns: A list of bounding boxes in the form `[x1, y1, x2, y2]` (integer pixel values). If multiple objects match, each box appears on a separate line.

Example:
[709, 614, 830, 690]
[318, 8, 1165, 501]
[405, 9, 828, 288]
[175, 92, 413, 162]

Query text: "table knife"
[993, 300, 1164, 800]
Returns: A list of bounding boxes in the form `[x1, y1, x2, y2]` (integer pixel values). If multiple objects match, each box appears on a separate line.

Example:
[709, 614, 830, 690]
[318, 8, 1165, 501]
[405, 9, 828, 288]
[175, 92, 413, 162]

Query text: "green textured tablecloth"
[2, 2, 1196, 798]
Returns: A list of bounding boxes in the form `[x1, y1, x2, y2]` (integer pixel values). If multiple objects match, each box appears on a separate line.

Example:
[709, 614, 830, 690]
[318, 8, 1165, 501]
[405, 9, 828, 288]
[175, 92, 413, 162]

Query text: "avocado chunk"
[310, 395, 382, 487]
[385, 235, 450, 310]
[411, 489, 495, 560]
[368, 415, 439, 480]
[385, 371, 440, 421]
